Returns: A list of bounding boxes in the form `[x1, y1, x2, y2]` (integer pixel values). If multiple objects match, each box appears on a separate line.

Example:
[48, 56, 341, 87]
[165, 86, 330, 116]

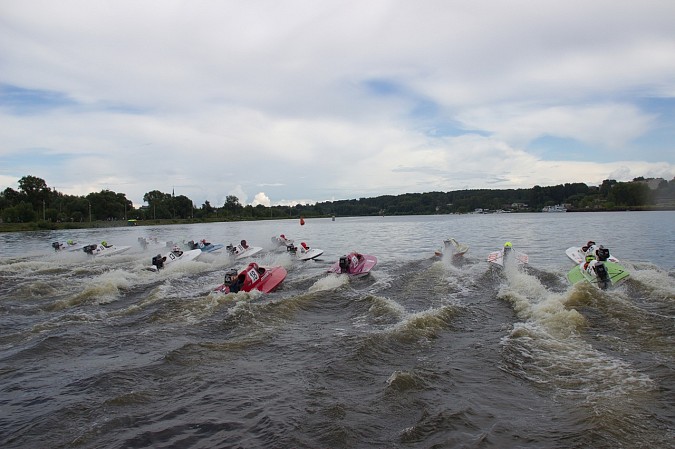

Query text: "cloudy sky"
[1, 0, 674, 207]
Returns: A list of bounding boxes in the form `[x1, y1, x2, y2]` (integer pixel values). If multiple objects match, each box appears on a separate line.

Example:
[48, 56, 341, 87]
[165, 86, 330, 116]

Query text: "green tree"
[1, 201, 36, 222]
[223, 195, 242, 216]
[172, 195, 194, 219]
[18, 175, 50, 213]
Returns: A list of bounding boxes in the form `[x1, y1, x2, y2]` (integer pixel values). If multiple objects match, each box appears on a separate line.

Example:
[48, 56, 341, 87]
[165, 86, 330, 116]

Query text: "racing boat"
[565, 242, 628, 289]
[187, 239, 224, 253]
[271, 234, 294, 250]
[434, 238, 469, 257]
[567, 260, 630, 290]
[286, 241, 324, 261]
[147, 247, 202, 271]
[226, 240, 263, 260]
[565, 243, 620, 264]
[82, 242, 131, 257]
[327, 252, 377, 277]
[487, 242, 528, 268]
[52, 240, 86, 252]
[138, 237, 168, 250]
[214, 262, 287, 294]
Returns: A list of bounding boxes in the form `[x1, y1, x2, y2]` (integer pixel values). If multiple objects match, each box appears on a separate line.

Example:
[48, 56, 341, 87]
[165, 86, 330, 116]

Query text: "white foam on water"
[308, 273, 349, 293]
[497, 267, 655, 414]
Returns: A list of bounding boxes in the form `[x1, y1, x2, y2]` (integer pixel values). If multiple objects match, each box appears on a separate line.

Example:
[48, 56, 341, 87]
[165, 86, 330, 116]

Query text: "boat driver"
[229, 273, 246, 293]
[584, 256, 599, 274]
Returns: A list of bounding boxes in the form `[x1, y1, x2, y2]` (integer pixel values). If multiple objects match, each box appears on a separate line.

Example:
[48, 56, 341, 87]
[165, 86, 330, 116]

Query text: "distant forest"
[1, 175, 674, 228]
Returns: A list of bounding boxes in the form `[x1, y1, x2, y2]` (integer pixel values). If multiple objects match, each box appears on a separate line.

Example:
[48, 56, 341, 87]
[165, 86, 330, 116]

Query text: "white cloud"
[1, 0, 674, 207]
[456, 103, 656, 149]
[251, 192, 271, 207]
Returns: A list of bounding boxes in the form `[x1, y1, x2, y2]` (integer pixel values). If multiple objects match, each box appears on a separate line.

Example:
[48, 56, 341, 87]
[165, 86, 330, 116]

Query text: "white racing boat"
[271, 234, 294, 251]
[147, 247, 202, 271]
[434, 238, 469, 257]
[83, 242, 131, 257]
[138, 237, 169, 250]
[565, 242, 620, 265]
[52, 240, 86, 252]
[226, 240, 263, 260]
[286, 241, 324, 261]
[487, 242, 528, 268]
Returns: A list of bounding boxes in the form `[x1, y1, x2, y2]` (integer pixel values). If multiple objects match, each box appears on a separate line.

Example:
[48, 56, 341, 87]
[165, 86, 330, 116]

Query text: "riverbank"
[2, 206, 672, 233]
[0, 218, 219, 233]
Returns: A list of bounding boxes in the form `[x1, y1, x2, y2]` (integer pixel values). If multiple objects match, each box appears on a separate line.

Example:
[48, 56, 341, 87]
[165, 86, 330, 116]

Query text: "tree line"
[1, 175, 673, 226]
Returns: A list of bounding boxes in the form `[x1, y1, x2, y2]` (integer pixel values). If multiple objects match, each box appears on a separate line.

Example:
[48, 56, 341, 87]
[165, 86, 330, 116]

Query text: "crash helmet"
[101, 241, 108, 246]
[67, 239, 74, 245]
[224, 268, 238, 284]
[504, 241, 512, 248]
[585, 255, 594, 262]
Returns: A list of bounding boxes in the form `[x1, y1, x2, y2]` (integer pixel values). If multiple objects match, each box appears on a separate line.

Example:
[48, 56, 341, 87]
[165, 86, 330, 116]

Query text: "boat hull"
[487, 249, 528, 267]
[567, 261, 629, 289]
[215, 264, 287, 294]
[328, 253, 377, 276]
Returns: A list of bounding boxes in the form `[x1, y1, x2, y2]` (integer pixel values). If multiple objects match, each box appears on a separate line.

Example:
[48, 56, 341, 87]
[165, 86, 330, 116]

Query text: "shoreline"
[2, 207, 673, 233]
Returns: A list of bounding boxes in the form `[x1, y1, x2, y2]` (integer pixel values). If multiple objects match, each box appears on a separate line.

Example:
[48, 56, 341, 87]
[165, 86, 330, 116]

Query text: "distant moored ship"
[542, 204, 567, 212]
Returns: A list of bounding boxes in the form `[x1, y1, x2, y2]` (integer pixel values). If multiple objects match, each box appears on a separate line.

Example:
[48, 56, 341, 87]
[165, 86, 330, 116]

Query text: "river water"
[1, 212, 673, 448]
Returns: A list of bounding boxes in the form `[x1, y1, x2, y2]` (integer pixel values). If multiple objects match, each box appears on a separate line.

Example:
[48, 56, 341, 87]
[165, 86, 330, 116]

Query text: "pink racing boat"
[327, 252, 377, 277]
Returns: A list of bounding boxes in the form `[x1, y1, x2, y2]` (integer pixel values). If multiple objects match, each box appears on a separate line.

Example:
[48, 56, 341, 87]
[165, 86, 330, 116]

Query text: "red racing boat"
[214, 262, 287, 294]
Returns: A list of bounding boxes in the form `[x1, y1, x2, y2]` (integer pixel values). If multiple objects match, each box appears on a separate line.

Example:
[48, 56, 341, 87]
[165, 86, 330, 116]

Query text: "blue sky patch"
[526, 135, 601, 162]
[0, 148, 82, 175]
[0, 84, 78, 114]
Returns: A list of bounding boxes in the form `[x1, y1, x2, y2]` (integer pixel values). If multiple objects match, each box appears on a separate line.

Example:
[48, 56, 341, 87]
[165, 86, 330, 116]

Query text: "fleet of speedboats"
[47, 231, 633, 297]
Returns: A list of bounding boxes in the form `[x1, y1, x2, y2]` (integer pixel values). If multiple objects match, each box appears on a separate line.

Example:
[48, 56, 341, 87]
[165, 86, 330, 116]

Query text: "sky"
[1, 0, 674, 208]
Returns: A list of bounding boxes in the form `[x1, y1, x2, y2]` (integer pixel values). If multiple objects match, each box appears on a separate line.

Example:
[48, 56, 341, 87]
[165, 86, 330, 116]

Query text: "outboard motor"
[594, 262, 609, 290]
[52, 242, 61, 250]
[339, 256, 350, 273]
[287, 244, 297, 253]
[152, 254, 165, 270]
[83, 244, 98, 254]
[226, 244, 235, 254]
[596, 247, 610, 262]
[224, 268, 238, 285]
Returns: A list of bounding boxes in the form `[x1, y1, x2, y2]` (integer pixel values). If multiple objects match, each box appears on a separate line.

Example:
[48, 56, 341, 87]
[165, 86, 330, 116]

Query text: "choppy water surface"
[1, 212, 673, 448]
